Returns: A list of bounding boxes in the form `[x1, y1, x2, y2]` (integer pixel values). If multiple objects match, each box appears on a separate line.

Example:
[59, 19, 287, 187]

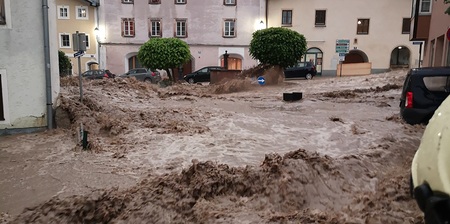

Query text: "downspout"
[42, 0, 53, 129]
[95, 1, 101, 68]
[265, 0, 268, 28]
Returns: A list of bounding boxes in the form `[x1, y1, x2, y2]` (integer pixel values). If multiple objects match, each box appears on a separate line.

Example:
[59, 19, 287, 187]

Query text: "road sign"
[336, 39, 350, 53]
[412, 41, 423, 45]
[74, 50, 85, 58]
[257, 76, 265, 85]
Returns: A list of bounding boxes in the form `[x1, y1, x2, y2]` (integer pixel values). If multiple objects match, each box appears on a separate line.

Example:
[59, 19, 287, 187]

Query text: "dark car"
[119, 68, 161, 83]
[183, 66, 224, 84]
[399, 67, 450, 125]
[284, 62, 317, 80]
[82, 69, 115, 79]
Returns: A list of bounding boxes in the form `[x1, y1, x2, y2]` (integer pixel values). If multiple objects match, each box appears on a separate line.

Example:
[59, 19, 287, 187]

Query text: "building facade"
[97, 0, 266, 77]
[421, 0, 450, 67]
[268, 0, 419, 75]
[0, 0, 59, 132]
[56, 0, 100, 75]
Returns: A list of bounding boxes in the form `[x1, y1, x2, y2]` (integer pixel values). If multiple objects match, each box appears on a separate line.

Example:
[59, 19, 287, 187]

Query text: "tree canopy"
[58, 50, 72, 76]
[249, 27, 307, 68]
[137, 38, 191, 71]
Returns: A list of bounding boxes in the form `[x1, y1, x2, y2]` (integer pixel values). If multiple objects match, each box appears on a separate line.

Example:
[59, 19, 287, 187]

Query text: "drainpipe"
[42, 0, 53, 129]
[265, 0, 268, 28]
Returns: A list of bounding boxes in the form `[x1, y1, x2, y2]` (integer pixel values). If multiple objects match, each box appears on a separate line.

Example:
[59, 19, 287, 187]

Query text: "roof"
[410, 67, 450, 76]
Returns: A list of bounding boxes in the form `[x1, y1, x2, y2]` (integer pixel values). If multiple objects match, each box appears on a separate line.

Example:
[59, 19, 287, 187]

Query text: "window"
[281, 10, 292, 26]
[0, 0, 6, 25]
[223, 19, 236, 38]
[85, 34, 90, 49]
[149, 19, 161, 37]
[315, 10, 326, 26]
[175, 19, 187, 38]
[57, 6, 69, 19]
[60, 34, 71, 48]
[356, 19, 369, 35]
[122, 0, 133, 3]
[402, 18, 410, 34]
[175, 0, 186, 4]
[149, 0, 161, 4]
[420, 0, 431, 13]
[122, 18, 135, 37]
[224, 0, 236, 6]
[76, 6, 88, 20]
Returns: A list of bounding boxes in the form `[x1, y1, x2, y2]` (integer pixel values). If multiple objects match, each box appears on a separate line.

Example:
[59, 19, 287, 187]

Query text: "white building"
[97, 0, 266, 79]
[268, 0, 419, 75]
[0, 0, 60, 133]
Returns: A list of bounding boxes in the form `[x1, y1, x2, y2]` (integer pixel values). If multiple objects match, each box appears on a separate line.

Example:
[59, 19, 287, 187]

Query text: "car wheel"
[305, 73, 313, 80]
[188, 78, 195, 84]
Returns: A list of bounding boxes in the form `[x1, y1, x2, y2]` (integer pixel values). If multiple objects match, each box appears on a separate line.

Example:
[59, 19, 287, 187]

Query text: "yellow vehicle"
[411, 95, 450, 223]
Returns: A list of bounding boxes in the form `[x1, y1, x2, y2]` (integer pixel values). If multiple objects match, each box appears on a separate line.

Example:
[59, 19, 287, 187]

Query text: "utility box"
[72, 32, 86, 51]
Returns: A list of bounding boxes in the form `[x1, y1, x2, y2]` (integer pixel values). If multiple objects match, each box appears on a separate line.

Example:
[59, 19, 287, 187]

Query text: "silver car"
[120, 68, 161, 83]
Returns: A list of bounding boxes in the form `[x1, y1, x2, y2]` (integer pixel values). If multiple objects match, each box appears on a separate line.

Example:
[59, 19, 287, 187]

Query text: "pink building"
[97, 0, 266, 78]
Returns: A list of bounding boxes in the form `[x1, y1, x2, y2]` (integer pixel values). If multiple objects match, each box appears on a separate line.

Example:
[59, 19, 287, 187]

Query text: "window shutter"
[121, 19, 125, 37]
[131, 20, 135, 37]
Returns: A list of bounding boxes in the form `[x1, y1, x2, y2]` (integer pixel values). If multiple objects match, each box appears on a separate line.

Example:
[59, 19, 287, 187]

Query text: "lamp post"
[94, 27, 101, 69]
[223, 50, 229, 69]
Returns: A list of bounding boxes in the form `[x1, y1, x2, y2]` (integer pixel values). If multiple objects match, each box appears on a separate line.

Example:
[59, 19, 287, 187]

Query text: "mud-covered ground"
[0, 70, 426, 223]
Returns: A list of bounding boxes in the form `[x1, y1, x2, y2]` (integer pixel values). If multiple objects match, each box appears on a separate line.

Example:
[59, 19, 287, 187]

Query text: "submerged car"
[411, 95, 450, 224]
[120, 68, 161, 83]
[284, 61, 317, 80]
[81, 69, 115, 79]
[399, 67, 450, 125]
[183, 66, 224, 84]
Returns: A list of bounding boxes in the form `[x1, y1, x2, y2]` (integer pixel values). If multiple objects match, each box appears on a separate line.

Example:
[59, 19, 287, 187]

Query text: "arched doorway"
[221, 54, 242, 70]
[390, 46, 410, 68]
[172, 57, 194, 81]
[301, 48, 323, 76]
[128, 55, 142, 70]
[345, 50, 369, 63]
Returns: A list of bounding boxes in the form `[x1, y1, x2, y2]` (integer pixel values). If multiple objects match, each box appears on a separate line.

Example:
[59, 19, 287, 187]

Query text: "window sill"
[224, 4, 236, 6]
[356, 33, 369, 35]
[281, 24, 292, 27]
[123, 36, 135, 38]
[402, 32, 410, 35]
[315, 24, 326, 27]
[223, 36, 236, 38]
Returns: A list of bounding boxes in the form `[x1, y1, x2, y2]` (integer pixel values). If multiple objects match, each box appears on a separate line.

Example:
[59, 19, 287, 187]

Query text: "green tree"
[249, 27, 307, 69]
[58, 50, 72, 76]
[137, 38, 191, 82]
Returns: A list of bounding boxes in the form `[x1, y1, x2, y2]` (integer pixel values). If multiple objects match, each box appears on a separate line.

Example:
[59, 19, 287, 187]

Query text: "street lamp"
[258, 20, 265, 30]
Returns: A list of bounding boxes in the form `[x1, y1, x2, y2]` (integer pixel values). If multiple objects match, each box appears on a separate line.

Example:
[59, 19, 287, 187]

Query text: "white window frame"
[175, 0, 186, 4]
[59, 33, 71, 48]
[223, 19, 236, 37]
[150, 19, 161, 37]
[76, 6, 88, 20]
[224, 0, 236, 5]
[0, 69, 10, 124]
[175, 19, 187, 38]
[419, 0, 432, 14]
[57, 5, 70, 19]
[122, 0, 133, 3]
[122, 18, 135, 37]
[0, 0, 11, 28]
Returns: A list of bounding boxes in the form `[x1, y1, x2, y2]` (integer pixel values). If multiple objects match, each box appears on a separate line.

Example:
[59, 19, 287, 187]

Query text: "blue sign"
[74, 50, 85, 58]
[257, 76, 265, 85]
[412, 41, 423, 45]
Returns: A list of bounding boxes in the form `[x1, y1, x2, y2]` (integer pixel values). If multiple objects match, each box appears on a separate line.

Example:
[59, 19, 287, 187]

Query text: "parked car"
[284, 61, 317, 80]
[410, 95, 450, 224]
[183, 66, 224, 84]
[399, 67, 450, 125]
[81, 69, 115, 80]
[119, 68, 161, 83]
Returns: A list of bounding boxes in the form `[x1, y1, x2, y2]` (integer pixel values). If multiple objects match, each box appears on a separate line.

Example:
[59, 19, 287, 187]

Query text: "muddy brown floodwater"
[1, 69, 426, 223]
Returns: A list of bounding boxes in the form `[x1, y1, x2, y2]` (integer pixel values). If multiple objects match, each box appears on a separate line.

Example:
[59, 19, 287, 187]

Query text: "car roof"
[409, 67, 450, 76]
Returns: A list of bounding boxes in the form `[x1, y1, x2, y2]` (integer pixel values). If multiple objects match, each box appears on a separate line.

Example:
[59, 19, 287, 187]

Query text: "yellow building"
[56, 0, 99, 76]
